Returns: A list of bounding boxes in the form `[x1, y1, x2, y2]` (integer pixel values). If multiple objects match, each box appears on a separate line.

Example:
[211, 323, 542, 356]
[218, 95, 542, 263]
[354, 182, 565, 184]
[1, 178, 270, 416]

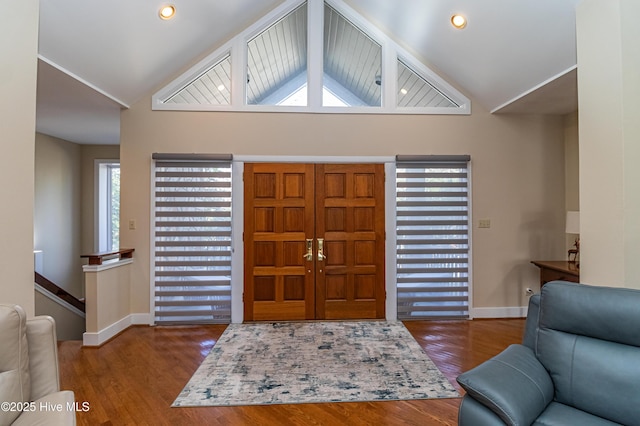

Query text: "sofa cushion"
[540, 281, 640, 347]
[533, 402, 623, 426]
[537, 282, 640, 426]
[0, 304, 31, 425]
[537, 329, 640, 425]
[457, 344, 554, 426]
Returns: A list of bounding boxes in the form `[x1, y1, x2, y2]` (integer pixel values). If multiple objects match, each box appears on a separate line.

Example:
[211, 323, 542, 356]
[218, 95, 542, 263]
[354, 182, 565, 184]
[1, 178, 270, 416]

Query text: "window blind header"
[395, 155, 470, 163]
[152, 153, 233, 162]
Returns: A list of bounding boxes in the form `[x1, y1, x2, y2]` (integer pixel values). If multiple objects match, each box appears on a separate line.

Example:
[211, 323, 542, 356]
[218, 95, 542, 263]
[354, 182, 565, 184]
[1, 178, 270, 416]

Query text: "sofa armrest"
[26, 316, 61, 401]
[456, 344, 554, 426]
[12, 390, 76, 426]
[458, 395, 507, 426]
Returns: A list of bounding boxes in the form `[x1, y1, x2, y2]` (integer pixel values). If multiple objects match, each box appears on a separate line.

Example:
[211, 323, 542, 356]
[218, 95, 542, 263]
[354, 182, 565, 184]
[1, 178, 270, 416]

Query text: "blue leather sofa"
[456, 281, 640, 426]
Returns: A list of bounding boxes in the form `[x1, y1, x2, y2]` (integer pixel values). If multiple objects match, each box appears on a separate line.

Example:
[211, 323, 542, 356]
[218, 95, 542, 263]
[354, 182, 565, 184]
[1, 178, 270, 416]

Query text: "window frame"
[152, 0, 470, 115]
[95, 160, 120, 253]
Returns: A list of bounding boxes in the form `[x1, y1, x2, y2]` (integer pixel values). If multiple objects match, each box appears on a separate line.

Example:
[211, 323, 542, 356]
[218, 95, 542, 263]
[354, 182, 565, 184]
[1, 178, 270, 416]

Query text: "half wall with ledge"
[82, 248, 138, 346]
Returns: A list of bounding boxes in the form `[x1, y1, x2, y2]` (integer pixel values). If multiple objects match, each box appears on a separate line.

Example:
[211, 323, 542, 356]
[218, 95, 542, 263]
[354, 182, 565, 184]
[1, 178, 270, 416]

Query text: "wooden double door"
[244, 163, 385, 321]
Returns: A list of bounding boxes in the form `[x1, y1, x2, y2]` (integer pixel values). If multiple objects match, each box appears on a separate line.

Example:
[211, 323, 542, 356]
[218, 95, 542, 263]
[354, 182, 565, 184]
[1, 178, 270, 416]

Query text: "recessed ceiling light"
[217, 84, 226, 91]
[451, 14, 467, 29]
[159, 5, 176, 20]
[400, 88, 408, 95]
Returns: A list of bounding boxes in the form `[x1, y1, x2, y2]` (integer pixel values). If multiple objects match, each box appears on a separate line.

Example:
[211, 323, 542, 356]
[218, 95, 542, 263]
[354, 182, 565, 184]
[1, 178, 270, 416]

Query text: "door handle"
[317, 238, 326, 261]
[303, 239, 313, 261]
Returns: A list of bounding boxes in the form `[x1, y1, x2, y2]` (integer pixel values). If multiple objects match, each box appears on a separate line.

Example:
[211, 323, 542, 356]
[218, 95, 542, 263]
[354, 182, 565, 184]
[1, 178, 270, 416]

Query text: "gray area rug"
[173, 321, 459, 407]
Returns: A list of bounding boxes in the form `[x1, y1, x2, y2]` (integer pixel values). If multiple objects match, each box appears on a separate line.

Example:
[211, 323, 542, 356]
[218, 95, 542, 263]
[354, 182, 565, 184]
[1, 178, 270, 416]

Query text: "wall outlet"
[128, 219, 137, 230]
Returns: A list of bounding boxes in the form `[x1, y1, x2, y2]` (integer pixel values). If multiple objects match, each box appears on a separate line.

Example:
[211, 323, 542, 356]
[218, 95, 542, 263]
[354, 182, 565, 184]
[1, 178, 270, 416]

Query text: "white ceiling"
[36, 0, 581, 145]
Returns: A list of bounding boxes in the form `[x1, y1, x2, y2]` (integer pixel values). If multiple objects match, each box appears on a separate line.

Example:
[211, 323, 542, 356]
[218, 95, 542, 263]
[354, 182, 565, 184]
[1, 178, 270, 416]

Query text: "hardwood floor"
[58, 319, 525, 425]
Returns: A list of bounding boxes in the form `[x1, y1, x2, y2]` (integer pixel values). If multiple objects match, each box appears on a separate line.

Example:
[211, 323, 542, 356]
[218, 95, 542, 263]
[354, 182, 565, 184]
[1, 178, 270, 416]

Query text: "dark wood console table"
[531, 260, 580, 287]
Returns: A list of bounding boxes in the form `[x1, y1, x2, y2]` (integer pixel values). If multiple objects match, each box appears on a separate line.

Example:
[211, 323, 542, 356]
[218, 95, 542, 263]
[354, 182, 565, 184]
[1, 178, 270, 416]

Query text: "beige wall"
[121, 97, 567, 316]
[564, 112, 579, 252]
[564, 112, 579, 211]
[577, 0, 640, 288]
[34, 133, 83, 297]
[84, 264, 131, 335]
[35, 291, 85, 340]
[0, 0, 39, 314]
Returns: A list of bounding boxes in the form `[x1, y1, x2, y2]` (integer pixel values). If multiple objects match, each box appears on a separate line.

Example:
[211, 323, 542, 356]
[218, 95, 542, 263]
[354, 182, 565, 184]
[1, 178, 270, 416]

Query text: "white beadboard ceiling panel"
[167, 55, 232, 105]
[323, 3, 381, 106]
[397, 59, 458, 108]
[248, 3, 308, 105]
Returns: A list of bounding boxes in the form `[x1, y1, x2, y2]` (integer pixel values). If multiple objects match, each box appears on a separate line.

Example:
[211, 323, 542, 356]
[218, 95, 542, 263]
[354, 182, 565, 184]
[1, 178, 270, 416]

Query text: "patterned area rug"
[173, 321, 459, 407]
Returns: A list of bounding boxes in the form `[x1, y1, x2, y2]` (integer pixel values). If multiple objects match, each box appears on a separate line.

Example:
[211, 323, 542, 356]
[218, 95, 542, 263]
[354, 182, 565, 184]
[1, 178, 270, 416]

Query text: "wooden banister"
[81, 248, 135, 265]
[35, 272, 86, 313]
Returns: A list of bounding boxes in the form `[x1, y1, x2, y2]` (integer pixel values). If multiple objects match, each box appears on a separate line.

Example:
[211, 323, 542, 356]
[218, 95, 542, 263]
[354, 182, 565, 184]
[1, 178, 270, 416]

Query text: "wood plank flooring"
[58, 319, 525, 425]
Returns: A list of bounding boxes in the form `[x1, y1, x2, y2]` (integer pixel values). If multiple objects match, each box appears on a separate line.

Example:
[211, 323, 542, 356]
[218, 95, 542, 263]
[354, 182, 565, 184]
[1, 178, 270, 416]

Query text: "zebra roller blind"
[153, 155, 232, 324]
[396, 156, 470, 319]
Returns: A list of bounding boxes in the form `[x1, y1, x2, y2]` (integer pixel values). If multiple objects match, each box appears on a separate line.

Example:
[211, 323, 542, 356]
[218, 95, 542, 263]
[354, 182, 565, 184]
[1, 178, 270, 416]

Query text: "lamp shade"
[566, 211, 580, 234]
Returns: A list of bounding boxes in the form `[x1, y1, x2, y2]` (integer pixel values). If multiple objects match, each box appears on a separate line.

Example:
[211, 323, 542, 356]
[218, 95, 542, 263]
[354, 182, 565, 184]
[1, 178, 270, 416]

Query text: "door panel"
[244, 163, 316, 321]
[244, 163, 385, 321]
[315, 164, 385, 319]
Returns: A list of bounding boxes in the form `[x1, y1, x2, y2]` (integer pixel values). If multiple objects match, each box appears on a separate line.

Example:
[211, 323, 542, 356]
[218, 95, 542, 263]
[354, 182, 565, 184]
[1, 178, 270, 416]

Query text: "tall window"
[396, 156, 470, 319]
[97, 161, 120, 252]
[152, 155, 232, 324]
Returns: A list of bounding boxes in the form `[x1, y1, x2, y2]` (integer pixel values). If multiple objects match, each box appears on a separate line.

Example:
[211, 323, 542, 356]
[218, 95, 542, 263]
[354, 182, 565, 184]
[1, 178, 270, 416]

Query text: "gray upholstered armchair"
[456, 281, 640, 426]
[0, 304, 76, 425]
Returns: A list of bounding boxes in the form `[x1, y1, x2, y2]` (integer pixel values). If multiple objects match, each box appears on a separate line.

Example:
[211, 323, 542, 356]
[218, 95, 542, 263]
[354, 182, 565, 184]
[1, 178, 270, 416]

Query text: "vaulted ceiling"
[36, 0, 581, 145]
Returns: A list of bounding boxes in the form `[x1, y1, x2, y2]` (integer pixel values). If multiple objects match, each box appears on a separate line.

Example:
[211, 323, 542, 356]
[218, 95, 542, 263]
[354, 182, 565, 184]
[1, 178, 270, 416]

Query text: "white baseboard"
[471, 306, 528, 319]
[83, 313, 151, 346]
[81, 307, 526, 346]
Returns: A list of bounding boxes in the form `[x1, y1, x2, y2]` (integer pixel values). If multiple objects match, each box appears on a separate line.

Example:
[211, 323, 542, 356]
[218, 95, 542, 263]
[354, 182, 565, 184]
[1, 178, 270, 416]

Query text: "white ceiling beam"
[490, 65, 577, 114]
[38, 54, 129, 109]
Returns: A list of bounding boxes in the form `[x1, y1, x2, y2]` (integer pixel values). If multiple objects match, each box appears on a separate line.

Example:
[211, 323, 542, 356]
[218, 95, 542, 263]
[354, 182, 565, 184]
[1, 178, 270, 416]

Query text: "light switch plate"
[478, 219, 491, 228]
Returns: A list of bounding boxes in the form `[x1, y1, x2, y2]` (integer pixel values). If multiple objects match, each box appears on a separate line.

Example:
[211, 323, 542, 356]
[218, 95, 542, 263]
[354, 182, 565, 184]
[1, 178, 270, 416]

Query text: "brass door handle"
[317, 238, 326, 261]
[303, 239, 313, 261]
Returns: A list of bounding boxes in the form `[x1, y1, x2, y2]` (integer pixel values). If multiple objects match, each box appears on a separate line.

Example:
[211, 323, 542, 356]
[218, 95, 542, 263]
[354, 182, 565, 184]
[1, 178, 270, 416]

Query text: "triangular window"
[165, 54, 231, 106]
[153, 0, 469, 114]
[397, 59, 459, 108]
